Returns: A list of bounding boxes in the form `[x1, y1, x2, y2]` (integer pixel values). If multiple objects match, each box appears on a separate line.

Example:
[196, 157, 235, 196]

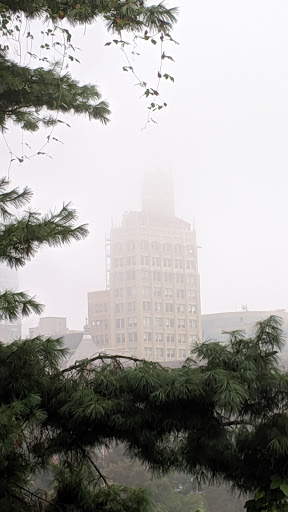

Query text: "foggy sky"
[2, 0, 288, 334]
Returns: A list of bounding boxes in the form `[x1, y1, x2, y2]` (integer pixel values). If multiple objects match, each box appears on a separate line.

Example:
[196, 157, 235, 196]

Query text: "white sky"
[2, 0, 288, 333]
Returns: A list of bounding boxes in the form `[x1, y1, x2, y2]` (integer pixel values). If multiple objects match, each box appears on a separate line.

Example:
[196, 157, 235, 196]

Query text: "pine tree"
[1, 178, 288, 511]
[0, 0, 178, 132]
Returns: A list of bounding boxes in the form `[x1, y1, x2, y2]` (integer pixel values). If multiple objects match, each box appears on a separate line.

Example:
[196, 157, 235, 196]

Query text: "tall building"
[88, 173, 201, 362]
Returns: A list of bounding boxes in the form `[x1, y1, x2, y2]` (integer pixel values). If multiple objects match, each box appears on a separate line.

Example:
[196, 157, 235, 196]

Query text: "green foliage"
[1, 190, 288, 512]
[244, 475, 288, 512]
[0, 178, 88, 269]
[0, 57, 111, 131]
[0, 177, 88, 326]
[0, 0, 178, 135]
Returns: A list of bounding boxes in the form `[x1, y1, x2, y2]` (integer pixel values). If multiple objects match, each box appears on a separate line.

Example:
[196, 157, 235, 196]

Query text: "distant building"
[202, 310, 288, 344]
[88, 172, 202, 362]
[29, 316, 84, 361]
[67, 322, 98, 367]
[29, 317, 68, 338]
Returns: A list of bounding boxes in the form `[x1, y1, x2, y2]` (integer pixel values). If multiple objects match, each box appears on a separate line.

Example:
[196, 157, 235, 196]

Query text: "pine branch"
[85, 450, 109, 488]
[0, 289, 44, 322]
[0, 57, 111, 131]
[0, 203, 89, 268]
[0, 178, 33, 220]
[13, 482, 63, 512]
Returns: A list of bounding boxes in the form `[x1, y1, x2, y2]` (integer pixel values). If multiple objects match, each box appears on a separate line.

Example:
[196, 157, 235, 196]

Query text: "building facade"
[88, 173, 202, 362]
[202, 310, 288, 343]
[29, 317, 68, 338]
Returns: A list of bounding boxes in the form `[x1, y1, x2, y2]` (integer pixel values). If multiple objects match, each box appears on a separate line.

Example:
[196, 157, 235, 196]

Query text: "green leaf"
[255, 490, 265, 500]
[280, 483, 288, 496]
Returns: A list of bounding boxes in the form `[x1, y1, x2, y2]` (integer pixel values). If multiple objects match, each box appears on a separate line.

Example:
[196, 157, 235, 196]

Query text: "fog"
[3, 0, 288, 333]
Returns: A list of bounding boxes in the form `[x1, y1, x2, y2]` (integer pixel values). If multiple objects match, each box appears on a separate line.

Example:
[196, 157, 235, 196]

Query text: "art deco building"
[88, 173, 201, 362]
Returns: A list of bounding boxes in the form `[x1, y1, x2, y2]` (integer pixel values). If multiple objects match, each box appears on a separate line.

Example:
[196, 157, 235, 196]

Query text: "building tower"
[88, 172, 201, 362]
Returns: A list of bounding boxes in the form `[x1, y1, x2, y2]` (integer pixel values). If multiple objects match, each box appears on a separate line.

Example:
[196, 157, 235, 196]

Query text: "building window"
[154, 302, 161, 312]
[114, 242, 122, 254]
[91, 303, 108, 313]
[164, 288, 173, 298]
[187, 290, 196, 300]
[128, 332, 137, 343]
[128, 317, 137, 328]
[127, 286, 136, 297]
[165, 303, 174, 313]
[115, 303, 124, 313]
[179, 349, 187, 359]
[189, 334, 198, 344]
[178, 319, 185, 329]
[162, 243, 171, 253]
[116, 318, 125, 328]
[140, 240, 148, 251]
[186, 260, 194, 270]
[143, 317, 152, 327]
[128, 302, 136, 312]
[155, 332, 163, 343]
[175, 244, 183, 255]
[177, 304, 185, 314]
[187, 275, 196, 286]
[130, 348, 138, 356]
[176, 289, 185, 299]
[142, 286, 151, 297]
[144, 347, 153, 358]
[127, 240, 136, 251]
[166, 333, 175, 343]
[156, 348, 164, 358]
[151, 241, 160, 252]
[140, 255, 150, 265]
[175, 259, 184, 269]
[126, 270, 135, 280]
[142, 270, 150, 280]
[163, 258, 172, 268]
[154, 287, 162, 297]
[188, 304, 197, 314]
[178, 334, 186, 344]
[176, 274, 184, 283]
[114, 271, 124, 282]
[152, 256, 160, 266]
[164, 272, 173, 282]
[153, 271, 161, 282]
[127, 255, 136, 266]
[167, 348, 175, 358]
[166, 318, 174, 328]
[143, 301, 151, 312]
[189, 319, 197, 329]
[185, 245, 194, 255]
[144, 332, 152, 342]
[116, 333, 125, 344]
[115, 288, 124, 298]
[95, 319, 108, 329]
[154, 317, 163, 328]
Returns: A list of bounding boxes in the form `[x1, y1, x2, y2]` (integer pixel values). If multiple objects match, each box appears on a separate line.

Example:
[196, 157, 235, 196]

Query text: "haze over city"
[2, 0, 288, 333]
